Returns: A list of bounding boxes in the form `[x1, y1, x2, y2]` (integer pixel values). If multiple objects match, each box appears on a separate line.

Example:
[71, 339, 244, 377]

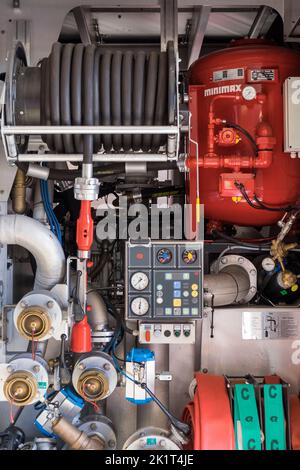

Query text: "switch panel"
[138, 322, 196, 344]
[126, 241, 203, 320]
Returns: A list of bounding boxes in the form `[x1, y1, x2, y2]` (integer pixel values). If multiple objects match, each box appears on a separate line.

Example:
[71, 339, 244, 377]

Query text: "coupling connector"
[74, 177, 100, 201]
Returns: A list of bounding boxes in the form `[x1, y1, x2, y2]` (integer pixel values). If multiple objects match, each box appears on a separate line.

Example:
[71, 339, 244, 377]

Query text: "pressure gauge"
[242, 86, 257, 101]
[130, 297, 149, 316]
[262, 257, 275, 272]
[130, 272, 149, 291]
[182, 249, 197, 265]
[157, 248, 172, 264]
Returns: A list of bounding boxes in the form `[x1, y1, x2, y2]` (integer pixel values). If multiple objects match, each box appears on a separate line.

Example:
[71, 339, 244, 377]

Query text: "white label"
[249, 69, 275, 81]
[213, 68, 244, 82]
[242, 311, 300, 340]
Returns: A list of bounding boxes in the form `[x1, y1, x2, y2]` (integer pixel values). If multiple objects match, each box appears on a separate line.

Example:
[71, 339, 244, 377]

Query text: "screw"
[238, 257, 244, 264]
[159, 440, 166, 447]
[78, 363, 85, 370]
[33, 365, 40, 373]
[7, 366, 13, 373]
[139, 439, 146, 448]
[108, 440, 115, 449]
[47, 301, 54, 308]
[90, 423, 97, 431]
[20, 301, 27, 308]
[221, 257, 227, 264]
[202, 368, 208, 374]
[103, 363, 110, 371]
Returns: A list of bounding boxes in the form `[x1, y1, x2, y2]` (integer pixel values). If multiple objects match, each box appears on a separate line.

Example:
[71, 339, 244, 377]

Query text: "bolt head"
[20, 301, 27, 308]
[7, 365, 13, 373]
[139, 439, 146, 448]
[108, 440, 115, 449]
[78, 363, 85, 370]
[47, 301, 54, 308]
[159, 439, 166, 447]
[90, 423, 97, 431]
[33, 365, 40, 373]
[103, 363, 111, 371]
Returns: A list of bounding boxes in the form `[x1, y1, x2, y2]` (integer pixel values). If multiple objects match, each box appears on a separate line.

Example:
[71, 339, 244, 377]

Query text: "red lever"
[70, 316, 92, 353]
[76, 200, 94, 253]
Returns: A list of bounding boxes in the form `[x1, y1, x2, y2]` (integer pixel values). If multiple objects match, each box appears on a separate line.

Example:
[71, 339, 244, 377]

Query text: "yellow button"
[173, 299, 182, 307]
[191, 290, 198, 298]
[191, 284, 198, 291]
[291, 284, 299, 292]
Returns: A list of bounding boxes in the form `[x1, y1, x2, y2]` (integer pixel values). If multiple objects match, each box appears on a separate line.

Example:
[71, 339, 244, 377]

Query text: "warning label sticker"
[242, 311, 300, 340]
[249, 69, 276, 82]
[213, 68, 244, 82]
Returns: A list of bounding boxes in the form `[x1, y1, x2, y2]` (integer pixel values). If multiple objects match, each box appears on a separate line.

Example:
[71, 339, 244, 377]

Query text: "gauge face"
[182, 249, 197, 265]
[242, 85, 256, 101]
[157, 248, 172, 264]
[130, 272, 149, 291]
[130, 297, 149, 316]
[262, 257, 275, 272]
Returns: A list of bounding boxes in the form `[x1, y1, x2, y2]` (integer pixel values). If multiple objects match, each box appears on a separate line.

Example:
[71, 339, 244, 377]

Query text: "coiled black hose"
[38, 42, 176, 154]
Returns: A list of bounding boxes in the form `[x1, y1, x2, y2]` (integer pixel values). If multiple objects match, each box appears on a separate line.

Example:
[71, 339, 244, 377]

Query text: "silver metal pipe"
[3, 125, 179, 135]
[0, 215, 65, 290]
[18, 154, 170, 163]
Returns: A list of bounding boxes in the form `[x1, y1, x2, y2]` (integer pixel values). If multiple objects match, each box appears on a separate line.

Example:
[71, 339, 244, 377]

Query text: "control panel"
[126, 241, 203, 320]
[139, 322, 196, 344]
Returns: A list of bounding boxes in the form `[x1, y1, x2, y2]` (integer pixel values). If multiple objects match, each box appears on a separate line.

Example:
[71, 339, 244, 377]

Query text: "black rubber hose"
[83, 44, 95, 164]
[142, 51, 159, 152]
[212, 229, 271, 248]
[50, 43, 64, 153]
[152, 52, 167, 151]
[72, 44, 84, 153]
[44, 57, 54, 150]
[93, 48, 102, 152]
[61, 43, 75, 154]
[132, 51, 146, 151]
[122, 51, 133, 151]
[225, 121, 258, 156]
[101, 51, 112, 152]
[111, 50, 122, 152]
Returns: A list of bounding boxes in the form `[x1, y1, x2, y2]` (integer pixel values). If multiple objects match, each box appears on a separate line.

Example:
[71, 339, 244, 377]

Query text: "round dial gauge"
[157, 248, 172, 264]
[262, 257, 275, 272]
[130, 272, 149, 291]
[182, 249, 197, 265]
[242, 86, 257, 101]
[130, 297, 149, 316]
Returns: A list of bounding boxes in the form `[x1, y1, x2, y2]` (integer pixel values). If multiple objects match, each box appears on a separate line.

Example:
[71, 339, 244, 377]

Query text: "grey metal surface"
[187, 6, 211, 68]
[201, 307, 300, 393]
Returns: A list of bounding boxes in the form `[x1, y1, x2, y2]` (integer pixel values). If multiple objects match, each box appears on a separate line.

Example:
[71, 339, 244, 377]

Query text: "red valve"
[76, 200, 94, 254]
[70, 315, 92, 353]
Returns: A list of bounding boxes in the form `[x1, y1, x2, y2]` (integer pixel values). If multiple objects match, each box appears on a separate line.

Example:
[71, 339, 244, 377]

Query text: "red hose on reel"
[182, 373, 235, 450]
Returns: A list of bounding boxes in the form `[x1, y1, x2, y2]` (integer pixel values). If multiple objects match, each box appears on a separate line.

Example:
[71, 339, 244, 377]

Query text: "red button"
[136, 252, 144, 260]
[145, 330, 151, 342]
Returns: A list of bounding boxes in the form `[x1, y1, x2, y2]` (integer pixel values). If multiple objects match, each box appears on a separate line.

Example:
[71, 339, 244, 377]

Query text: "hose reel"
[5, 41, 177, 156]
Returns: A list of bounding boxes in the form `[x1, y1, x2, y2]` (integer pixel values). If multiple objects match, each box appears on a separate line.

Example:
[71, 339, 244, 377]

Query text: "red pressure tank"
[187, 39, 300, 229]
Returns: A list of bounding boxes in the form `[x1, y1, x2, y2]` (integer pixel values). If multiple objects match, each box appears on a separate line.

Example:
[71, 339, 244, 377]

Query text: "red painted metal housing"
[187, 40, 300, 228]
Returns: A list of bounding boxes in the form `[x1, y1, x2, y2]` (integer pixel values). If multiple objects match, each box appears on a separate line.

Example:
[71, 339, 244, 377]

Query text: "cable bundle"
[40, 180, 62, 244]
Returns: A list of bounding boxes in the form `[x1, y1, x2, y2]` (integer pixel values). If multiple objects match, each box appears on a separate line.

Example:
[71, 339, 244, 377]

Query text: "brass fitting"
[51, 416, 105, 450]
[270, 240, 298, 272]
[77, 369, 109, 402]
[12, 169, 26, 214]
[4, 371, 37, 406]
[16, 306, 51, 340]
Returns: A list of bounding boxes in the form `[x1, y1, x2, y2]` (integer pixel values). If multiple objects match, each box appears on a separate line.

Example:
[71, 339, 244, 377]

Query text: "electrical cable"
[212, 229, 271, 248]
[235, 181, 300, 212]
[225, 121, 258, 156]
[40, 179, 62, 244]
[111, 344, 190, 437]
